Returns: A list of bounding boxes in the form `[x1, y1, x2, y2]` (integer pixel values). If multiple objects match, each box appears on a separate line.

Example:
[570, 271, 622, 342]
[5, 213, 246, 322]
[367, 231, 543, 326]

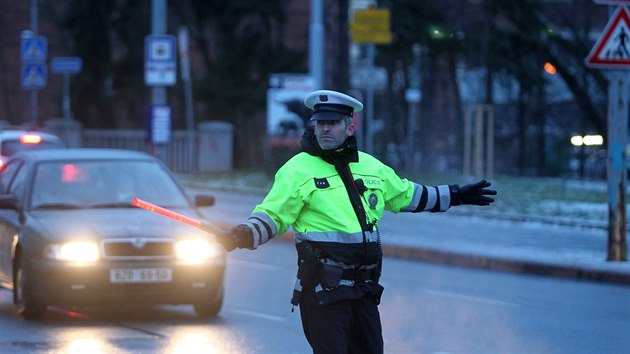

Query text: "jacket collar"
[300, 126, 359, 166]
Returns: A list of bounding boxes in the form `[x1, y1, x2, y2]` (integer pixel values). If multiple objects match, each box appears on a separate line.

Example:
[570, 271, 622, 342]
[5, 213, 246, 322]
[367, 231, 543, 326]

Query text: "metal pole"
[474, 105, 483, 178]
[151, 0, 167, 161]
[405, 97, 417, 171]
[178, 27, 193, 131]
[405, 44, 421, 172]
[151, 0, 167, 106]
[605, 70, 628, 262]
[309, 0, 324, 89]
[178, 26, 195, 172]
[30, 0, 38, 127]
[463, 106, 472, 176]
[486, 105, 494, 179]
[31, 0, 37, 33]
[365, 43, 375, 154]
[62, 74, 70, 120]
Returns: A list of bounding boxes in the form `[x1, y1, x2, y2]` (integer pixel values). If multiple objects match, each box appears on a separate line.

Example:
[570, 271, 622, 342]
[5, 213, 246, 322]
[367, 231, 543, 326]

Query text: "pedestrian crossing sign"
[22, 63, 47, 90]
[586, 5, 630, 68]
[21, 36, 47, 62]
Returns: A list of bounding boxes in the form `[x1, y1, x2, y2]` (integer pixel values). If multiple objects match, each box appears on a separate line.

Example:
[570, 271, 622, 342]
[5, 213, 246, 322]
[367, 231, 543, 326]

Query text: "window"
[0, 160, 23, 194]
[8, 164, 27, 202]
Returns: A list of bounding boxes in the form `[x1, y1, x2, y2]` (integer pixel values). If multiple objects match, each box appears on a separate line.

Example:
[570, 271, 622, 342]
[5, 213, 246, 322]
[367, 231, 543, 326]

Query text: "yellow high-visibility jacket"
[246, 152, 451, 305]
[242, 150, 452, 296]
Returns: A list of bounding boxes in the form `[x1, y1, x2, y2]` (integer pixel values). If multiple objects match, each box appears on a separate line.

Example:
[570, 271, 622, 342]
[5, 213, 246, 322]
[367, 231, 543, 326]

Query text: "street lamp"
[544, 62, 557, 76]
[570, 134, 604, 146]
[571, 134, 604, 179]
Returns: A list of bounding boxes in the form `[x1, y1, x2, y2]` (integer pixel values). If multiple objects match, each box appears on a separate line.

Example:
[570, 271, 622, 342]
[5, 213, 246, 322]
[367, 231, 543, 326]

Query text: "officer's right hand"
[215, 224, 254, 252]
[449, 180, 497, 206]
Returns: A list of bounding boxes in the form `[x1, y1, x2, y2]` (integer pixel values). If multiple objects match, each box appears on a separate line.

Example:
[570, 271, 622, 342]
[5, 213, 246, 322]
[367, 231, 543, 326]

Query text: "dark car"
[0, 130, 65, 170]
[0, 148, 226, 319]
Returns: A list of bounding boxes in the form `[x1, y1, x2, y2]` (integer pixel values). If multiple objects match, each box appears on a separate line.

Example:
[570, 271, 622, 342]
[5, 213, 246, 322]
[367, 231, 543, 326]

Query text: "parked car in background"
[0, 130, 65, 169]
[0, 148, 225, 319]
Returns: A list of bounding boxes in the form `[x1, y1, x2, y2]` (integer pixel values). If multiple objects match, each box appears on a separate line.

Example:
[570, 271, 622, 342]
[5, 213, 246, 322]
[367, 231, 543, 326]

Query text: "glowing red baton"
[131, 197, 224, 234]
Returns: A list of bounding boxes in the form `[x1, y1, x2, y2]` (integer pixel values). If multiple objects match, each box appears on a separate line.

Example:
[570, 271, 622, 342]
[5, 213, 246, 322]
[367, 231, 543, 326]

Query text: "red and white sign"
[594, 1, 630, 5]
[586, 5, 630, 68]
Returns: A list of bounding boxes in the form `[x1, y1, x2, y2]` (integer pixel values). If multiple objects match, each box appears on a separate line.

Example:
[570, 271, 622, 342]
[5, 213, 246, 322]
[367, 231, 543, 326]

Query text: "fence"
[81, 129, 198, 173]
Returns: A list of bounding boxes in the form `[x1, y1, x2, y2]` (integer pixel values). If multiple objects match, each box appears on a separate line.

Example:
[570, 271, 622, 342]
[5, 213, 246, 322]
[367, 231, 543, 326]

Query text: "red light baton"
[131, 197, 224, 235]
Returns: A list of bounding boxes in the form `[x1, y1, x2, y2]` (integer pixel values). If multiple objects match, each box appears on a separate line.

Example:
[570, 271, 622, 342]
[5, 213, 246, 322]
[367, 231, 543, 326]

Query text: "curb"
[266, 230, 630, 287]
[380, 244, 630, 286]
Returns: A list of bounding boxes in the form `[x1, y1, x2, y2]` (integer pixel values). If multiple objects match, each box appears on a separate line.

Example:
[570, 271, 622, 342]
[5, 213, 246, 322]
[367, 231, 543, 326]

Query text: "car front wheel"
[193, 286, 224, 318]
[14, 255, 47, 319]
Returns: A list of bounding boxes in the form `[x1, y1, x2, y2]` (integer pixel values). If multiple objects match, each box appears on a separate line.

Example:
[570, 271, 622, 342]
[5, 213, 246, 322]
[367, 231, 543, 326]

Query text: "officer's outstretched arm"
[215, 224, 254, 252]
[449, 180, 497, 206]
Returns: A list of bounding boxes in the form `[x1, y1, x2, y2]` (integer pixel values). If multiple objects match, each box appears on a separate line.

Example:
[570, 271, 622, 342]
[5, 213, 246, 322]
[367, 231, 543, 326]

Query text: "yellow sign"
[350, 22, 390, 33]
[351, 8, 392, 44]
[354, 9, 390, 23]
[351, 31, 393, 44]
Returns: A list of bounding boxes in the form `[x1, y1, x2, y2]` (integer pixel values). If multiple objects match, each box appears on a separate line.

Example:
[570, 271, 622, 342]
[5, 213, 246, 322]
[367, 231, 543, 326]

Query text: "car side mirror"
[0, 194, 19, 211]
[195, 194, 215, 208]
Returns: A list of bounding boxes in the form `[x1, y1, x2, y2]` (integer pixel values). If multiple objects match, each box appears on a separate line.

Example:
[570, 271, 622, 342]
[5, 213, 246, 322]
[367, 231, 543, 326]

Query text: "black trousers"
[299, 290, 384, 354]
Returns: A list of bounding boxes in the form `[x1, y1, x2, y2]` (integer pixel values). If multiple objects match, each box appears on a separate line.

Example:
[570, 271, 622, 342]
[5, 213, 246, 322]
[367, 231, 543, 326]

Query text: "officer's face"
[314, 118, 355, 150]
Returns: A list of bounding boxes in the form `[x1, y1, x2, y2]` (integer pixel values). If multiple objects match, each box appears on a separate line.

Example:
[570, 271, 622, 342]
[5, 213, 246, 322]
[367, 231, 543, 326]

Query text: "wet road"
[0, 188, 629, 353]
[1, 240, 629, 353]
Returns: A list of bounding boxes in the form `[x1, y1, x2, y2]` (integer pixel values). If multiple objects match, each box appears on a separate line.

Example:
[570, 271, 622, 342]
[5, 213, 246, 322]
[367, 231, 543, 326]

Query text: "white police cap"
[304, 90, 364, 121]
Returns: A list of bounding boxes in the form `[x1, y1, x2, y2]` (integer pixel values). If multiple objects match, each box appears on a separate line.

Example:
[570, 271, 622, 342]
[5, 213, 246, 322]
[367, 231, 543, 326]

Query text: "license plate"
[110, 268, 172, 283]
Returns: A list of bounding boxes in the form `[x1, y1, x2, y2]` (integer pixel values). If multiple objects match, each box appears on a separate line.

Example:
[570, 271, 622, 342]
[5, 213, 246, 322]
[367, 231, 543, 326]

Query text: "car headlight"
[175, 239, 220, 264]
[44, 241, 100, 262]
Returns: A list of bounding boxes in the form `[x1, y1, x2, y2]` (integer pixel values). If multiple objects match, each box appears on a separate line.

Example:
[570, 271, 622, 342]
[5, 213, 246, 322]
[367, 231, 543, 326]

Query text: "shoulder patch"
[368, 193, 378, 209]
[314, 178, 330, 189]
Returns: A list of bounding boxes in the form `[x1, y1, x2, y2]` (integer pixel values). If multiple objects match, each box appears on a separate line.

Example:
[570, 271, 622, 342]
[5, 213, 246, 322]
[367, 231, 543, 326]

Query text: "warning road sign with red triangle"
[586, 5, 630, 68]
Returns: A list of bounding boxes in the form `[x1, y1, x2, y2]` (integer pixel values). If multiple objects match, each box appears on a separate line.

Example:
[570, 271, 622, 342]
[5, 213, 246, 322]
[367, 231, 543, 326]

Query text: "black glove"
[449, 180, 497, 206]
[216, 224, 254, 252]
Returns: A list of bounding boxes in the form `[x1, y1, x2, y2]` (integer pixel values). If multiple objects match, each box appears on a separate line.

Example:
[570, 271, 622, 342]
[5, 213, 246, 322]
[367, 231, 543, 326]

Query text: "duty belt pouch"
[296, 241, 322, 289]
[372, 283, 385, 304]
[320, 263, 343, 290]
[298, 258, 321, 289]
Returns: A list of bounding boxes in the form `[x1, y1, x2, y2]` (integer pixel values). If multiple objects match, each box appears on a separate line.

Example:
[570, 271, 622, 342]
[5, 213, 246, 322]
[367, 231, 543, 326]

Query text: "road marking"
[230, 308, 286, 322]
[424, 290, 519, 308]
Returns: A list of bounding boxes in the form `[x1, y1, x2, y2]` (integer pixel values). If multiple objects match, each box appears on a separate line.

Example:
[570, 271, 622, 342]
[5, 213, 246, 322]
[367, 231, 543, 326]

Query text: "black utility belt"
[319, 264, 380, 290]
[340, 267, 378, 282]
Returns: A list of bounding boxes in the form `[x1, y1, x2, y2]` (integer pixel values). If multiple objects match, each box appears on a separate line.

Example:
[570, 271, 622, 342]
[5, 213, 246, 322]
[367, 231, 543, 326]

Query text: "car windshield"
[1, 139, 64, 156]
[30, 160, 190, 210]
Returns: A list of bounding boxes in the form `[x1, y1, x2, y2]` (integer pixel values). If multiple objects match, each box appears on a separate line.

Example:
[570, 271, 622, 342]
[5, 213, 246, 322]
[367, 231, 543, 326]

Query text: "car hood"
[28, 208, 212, 241]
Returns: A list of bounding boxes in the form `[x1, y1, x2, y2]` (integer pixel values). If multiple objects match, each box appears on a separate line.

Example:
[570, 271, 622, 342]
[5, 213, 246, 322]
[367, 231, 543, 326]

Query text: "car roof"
[11, 148, 156, 162]
[0, 130, 62, 141]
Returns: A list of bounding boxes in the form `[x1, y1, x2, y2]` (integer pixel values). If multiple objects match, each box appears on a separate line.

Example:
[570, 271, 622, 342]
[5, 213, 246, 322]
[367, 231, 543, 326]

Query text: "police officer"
[217, 89, 497, 354]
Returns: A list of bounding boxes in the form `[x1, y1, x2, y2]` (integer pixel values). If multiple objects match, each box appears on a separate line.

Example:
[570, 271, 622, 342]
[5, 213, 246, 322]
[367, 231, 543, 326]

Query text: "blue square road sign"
[51, 57, 83, 74]
[22, 63, 47, 90]
[21, 36, 47, 62]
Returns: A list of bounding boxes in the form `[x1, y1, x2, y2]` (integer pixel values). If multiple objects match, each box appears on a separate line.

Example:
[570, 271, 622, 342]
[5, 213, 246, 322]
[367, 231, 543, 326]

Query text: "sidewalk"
[376, 211, 630, 286]
[190, 186, 630, 287]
